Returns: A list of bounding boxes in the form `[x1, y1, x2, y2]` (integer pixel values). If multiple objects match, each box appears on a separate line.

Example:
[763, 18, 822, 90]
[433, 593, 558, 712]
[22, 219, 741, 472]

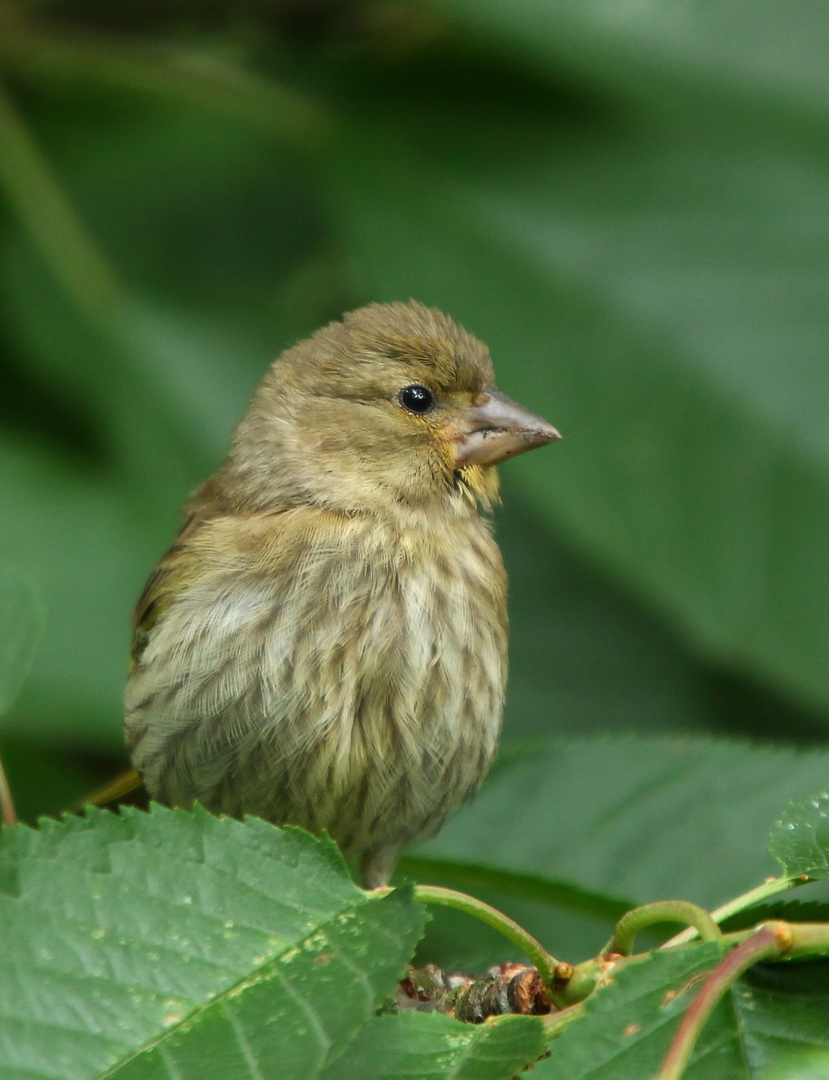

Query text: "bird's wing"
[129, 514, 201, 670]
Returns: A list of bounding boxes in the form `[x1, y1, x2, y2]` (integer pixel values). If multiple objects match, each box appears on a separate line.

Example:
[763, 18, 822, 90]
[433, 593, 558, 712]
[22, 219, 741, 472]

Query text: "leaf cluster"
[4, 793, 829, 1079]
[2, 1, 829, 1076]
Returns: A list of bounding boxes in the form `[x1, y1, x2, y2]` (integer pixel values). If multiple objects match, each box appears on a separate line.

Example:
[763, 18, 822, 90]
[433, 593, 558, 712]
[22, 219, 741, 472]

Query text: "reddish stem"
[656, 922, 792, 1080]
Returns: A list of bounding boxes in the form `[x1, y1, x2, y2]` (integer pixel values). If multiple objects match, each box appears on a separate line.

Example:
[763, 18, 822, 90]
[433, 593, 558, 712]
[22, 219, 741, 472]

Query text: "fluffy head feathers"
[208, 301, 552, 518]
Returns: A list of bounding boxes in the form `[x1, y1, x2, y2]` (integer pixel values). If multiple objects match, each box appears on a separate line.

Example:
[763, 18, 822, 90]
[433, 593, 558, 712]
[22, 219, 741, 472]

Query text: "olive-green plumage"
[125, 301, 558, 886]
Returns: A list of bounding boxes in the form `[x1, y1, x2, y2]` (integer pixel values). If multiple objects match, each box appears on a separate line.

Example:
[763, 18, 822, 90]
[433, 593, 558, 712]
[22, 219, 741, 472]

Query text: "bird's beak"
[453, 389, 561, 468]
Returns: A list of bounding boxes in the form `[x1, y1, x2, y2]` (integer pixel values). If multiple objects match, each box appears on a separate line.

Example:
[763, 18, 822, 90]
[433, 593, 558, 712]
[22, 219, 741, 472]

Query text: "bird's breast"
[250, 513, 509, 804]
[126, 508, 508, 846]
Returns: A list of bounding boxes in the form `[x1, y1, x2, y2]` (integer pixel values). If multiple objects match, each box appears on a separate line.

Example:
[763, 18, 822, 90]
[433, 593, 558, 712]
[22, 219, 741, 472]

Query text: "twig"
[0, 750, 17, 826]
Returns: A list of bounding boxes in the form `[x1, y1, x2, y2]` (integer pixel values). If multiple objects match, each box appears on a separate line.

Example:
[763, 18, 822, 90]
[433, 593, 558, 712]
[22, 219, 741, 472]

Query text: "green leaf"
[733, 959, 829, 1077]
[0, 566, 41, 717]
[6, 40, 827, 758]
[534, 944, 727, 1079]
[435, 0, 829, 110]
[417, 738, 829, 912]
[535, 944, 829, 1079]
[324, 67, 829, 713]
[324, 1012, 546, 1080]
[401, 856, 631, 925]
[0, 807, 426, 1080]
[497, 491, 728, 743]
[720, 897, 829, 933]
[0, 237, 304, 748]
[760, 1049, 829, 1080]
[0, 435, 162, 745]
[770, 793, 829, 878]
[0, 91, 335, 749]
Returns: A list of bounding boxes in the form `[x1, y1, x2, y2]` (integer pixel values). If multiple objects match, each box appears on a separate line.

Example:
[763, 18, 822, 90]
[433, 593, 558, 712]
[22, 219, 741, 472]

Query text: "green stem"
[0, 77, 120, 320]
[662, 875, 806, 949]
[375, 883, 559, 986]
[777, 921, 829, 957]
[605, 901, 722, 956]
[552, 947, 655, 1008]
[553, 957, 604, 1007]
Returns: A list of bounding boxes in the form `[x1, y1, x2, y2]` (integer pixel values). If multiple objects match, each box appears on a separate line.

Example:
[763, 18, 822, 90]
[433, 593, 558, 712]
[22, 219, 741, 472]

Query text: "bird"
[124, 301, 559, 887]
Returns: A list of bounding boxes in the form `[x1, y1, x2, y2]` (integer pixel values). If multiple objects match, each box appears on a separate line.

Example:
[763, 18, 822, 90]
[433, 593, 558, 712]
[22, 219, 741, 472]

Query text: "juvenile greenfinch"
[125, 302, 559, 886]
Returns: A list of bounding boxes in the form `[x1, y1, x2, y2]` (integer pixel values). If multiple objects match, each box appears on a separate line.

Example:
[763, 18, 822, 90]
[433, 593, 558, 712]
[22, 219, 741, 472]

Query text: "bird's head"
[221, 301, 560, 517]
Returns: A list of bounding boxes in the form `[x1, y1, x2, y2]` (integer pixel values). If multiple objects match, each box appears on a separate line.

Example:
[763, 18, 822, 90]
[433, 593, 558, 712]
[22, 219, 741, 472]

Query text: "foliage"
[1, 1, 829, 1076]
[0, 808, 428, 1079]
[3, 797, 829, 1079]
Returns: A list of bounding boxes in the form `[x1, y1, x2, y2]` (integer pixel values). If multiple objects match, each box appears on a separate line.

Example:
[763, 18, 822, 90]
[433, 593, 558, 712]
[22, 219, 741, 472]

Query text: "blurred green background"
[2, 0, 829, 822]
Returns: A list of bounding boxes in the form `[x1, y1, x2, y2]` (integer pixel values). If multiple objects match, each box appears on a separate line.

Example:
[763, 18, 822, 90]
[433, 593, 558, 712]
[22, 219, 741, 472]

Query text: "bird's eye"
[399, 384, 435, 414]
